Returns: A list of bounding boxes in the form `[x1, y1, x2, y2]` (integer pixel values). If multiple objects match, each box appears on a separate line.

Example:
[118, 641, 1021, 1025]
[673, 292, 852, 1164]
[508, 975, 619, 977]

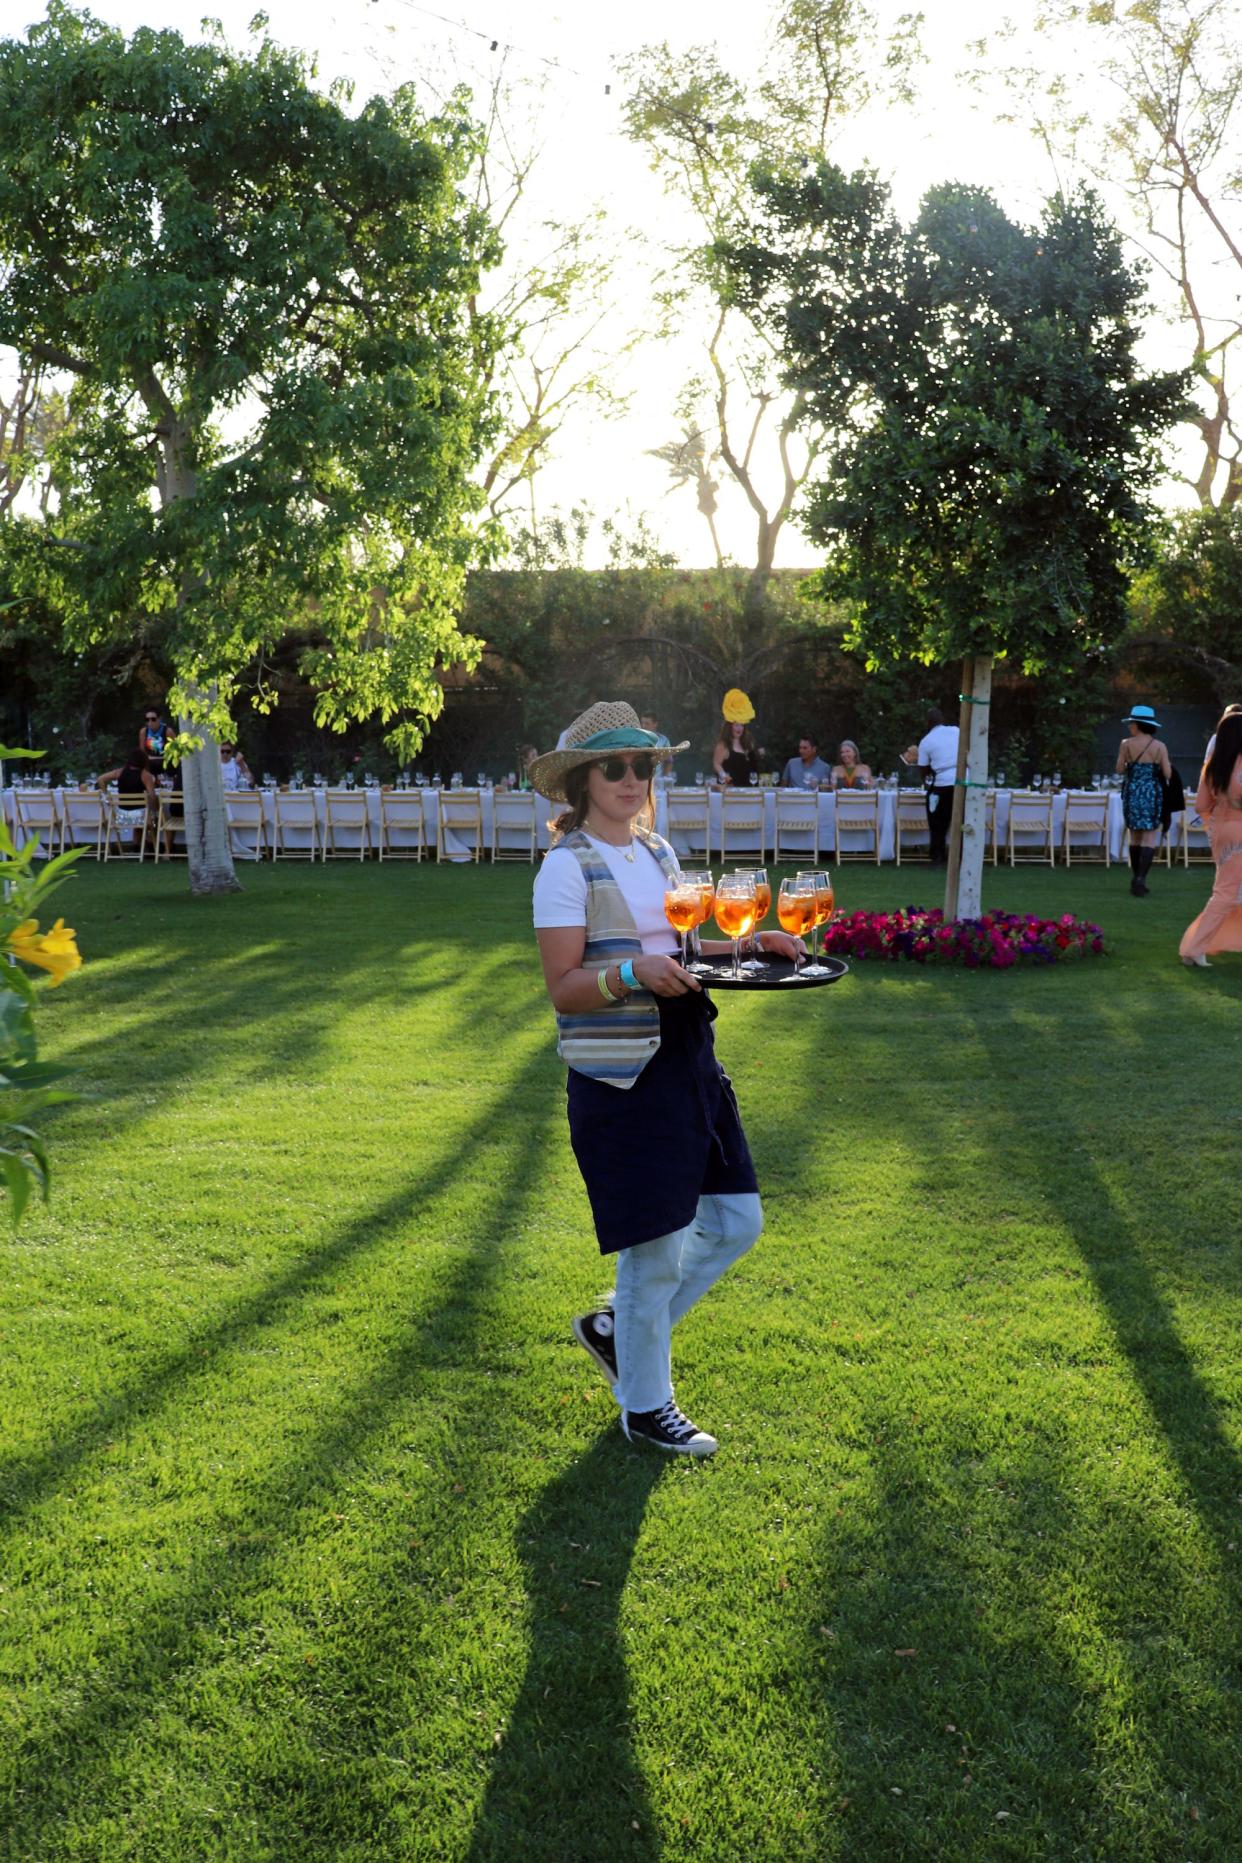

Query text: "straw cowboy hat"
[527, 701, 688, 802]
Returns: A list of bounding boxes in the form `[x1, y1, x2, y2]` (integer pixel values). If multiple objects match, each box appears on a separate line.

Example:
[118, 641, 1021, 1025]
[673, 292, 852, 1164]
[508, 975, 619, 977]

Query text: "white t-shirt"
[220, 759, 243, 790]
[918, 724, 961, 786]
[532, 834, 679, 955]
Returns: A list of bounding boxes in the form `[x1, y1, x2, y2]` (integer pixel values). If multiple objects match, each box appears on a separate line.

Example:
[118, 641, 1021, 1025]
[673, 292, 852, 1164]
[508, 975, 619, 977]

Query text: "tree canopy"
[0, 3, 501, 773]
[721, 170, 1189, 675]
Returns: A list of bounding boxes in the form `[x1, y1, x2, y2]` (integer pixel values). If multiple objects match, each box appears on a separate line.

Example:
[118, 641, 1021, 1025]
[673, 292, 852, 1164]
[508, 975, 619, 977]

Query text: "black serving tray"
[690, 953, 849, 991]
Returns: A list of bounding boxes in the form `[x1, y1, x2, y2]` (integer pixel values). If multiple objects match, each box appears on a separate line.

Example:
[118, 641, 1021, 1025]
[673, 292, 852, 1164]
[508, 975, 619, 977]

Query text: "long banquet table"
[0, 782, 1155, 866]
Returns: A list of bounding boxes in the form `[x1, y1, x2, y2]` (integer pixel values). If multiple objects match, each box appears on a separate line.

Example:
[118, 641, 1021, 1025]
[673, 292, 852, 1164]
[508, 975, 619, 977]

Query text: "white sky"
[9, 0, 1205, 562]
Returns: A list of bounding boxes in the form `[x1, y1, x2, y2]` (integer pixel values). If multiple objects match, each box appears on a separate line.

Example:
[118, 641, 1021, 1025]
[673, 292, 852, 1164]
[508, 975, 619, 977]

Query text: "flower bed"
[819, 908, 1106, 969]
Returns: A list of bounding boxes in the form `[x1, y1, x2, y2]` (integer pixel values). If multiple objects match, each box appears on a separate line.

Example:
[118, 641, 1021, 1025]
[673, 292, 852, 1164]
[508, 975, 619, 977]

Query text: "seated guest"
[97, 746, 156, 848]
[640, 712, 672, 747]
[713, 694, 761, 787]
[220, 742, 252, 790]
[780, 733, 833, 789]
[833, 740, 873, 788]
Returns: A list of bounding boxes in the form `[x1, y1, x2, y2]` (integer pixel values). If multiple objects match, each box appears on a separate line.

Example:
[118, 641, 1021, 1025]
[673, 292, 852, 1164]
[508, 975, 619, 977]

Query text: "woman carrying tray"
[530, 702, 802, 1458]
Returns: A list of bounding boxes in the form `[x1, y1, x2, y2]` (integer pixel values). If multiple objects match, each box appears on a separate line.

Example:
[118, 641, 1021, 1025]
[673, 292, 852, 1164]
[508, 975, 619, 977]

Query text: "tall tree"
[975, 0, 1242, 507]
[0, 3, 499, 893]
[721, 167, 1187, 915]
[618, 0, 922, 632]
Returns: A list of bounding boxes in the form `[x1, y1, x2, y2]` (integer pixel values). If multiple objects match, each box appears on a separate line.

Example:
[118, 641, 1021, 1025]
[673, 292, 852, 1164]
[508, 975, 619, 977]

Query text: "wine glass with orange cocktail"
[797, 867, 836, 976]
[663, 874, 703, 968]
[777, 877, 817, 975]
[732, 868, 771, 971]
[682, 870, 715, 972]
[714, 872, 759, 979]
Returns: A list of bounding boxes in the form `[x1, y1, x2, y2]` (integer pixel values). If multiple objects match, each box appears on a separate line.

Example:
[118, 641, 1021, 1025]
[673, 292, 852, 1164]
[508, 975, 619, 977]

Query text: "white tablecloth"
[0, 783, 1154, 867]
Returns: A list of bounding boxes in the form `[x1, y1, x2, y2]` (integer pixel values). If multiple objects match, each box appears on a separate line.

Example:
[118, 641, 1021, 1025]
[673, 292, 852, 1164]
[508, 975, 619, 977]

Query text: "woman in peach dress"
[1180, 710, 1242, 967]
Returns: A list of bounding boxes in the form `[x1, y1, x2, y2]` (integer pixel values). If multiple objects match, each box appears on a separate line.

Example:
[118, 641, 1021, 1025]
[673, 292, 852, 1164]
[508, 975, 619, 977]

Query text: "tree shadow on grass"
[0, 1038, 553, 1542]
[46, 871, 542, 1114]
[776, 969, 1242, 1853]
[1, 1038, 562, 1857]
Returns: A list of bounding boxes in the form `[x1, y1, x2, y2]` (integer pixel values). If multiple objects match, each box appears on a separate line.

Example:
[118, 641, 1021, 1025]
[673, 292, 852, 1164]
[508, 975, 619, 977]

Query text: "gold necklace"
[588, 820, 636, 861]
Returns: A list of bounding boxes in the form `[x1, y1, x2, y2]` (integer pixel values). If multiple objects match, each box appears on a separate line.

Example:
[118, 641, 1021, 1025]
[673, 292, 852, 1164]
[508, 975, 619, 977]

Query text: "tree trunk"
[943, 660, 973, 921]
[178, 703, 242, 896]
[137, 380, 240, 898]
[955, 655, 992, 919]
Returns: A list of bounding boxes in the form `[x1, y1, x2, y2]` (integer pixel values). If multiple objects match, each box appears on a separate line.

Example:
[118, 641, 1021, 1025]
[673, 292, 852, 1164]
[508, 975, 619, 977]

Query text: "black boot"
[1135, 845, 1156, 894]
[1129, 846, 1143, 896]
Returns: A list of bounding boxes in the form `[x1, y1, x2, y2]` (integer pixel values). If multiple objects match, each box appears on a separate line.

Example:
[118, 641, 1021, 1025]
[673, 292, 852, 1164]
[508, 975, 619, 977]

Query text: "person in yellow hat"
[713, 688, 761, 787]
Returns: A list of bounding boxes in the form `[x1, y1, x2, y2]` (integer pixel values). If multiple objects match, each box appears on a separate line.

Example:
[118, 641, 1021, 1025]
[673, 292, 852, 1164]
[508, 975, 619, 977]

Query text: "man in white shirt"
[780, 733, 833, 789]
[912, 708, 960, 865]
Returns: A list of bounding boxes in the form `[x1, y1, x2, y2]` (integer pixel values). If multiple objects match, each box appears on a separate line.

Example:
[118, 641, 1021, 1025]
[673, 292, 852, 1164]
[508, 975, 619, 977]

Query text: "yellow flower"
[722, 687, 755, 724]
[4, 916, 82, 986]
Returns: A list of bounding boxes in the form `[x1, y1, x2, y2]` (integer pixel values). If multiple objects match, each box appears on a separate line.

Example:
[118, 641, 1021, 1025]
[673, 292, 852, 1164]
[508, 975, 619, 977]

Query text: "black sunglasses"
[598, 754, 655, 783]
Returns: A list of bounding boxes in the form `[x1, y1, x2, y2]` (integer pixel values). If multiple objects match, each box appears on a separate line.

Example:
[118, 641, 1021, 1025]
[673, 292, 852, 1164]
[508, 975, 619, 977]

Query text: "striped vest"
[553, 827, 680, 1090]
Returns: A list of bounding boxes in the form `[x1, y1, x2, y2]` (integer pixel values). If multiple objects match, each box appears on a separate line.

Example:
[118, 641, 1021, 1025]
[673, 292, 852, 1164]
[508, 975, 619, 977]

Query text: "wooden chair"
[59, 790, 109, 861]
[719, 787, 766, 862]
[103, 791, 151, 861]
[11, 787, 61, 858]
[377, 789, 427, 861]
[1062, 791, 1110, 866]
[224, 791, 268, 861]
[323, 787, 372, 859]
[985, 790, 1000, 866]
[895, 789, 931, 864]
[1005, 791, 1054, 865]
[666, 787, 711, 859]
[153, 790, 187, 862]
[1177, 805, 1213, 865]
[273, 788, 320, 860]
[834, 790, 881, 863]
[492, 789, 538, 862]
[436, 787, 484, 862]
[773, 787, 819, 863]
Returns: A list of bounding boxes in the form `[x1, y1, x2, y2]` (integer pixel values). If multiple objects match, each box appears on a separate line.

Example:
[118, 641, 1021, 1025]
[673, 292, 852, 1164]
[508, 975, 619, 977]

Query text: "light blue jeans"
[610, 1192, 763, 1414]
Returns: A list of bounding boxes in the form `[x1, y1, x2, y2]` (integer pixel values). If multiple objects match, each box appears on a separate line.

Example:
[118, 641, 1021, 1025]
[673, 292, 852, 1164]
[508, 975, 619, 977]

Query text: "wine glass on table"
[777, 877, 815, 976]
[797, 867, 836, 977]
[663, 873, 703, 969]
[714, 873, 759, 980]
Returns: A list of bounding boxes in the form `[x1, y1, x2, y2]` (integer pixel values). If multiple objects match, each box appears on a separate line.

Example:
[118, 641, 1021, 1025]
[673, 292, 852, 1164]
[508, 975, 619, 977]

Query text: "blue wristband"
[619, 959, 639, 993]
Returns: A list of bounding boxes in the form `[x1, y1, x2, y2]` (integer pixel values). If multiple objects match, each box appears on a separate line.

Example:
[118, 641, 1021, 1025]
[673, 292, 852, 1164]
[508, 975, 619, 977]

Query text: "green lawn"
[2, 857, 1240, 1860]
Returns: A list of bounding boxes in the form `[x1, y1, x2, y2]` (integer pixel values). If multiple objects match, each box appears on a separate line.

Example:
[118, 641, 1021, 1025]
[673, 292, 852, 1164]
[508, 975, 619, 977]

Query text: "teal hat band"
[576, 727, 661, 751]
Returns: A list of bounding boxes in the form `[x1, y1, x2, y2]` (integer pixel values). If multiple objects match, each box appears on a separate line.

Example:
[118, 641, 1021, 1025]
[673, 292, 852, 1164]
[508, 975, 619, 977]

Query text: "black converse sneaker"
[572, 1309, 617, 1385]
[621, 1400, 718, 1457]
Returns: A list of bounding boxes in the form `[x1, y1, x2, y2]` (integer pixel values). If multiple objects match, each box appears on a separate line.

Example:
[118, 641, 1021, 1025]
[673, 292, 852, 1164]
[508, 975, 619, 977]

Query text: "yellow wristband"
[597, 967, 614, 1002]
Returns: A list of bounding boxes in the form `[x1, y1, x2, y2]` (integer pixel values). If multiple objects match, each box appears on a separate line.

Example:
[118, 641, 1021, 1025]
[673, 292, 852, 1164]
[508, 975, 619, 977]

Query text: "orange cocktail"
[664, 879, 702, 966]
[797, 868, 836, 976]
[777, 888, 816, 939]
[715, 894, 758, 939]
[714, 874, 759, 978]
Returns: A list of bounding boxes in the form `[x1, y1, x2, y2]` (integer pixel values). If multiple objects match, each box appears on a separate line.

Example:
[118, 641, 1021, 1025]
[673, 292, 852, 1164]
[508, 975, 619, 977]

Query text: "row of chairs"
[666, 787, 890, 863]
[6, 786, 543, 863]
[9, 783, 1216, 868]
[976, 790, 1211, 867]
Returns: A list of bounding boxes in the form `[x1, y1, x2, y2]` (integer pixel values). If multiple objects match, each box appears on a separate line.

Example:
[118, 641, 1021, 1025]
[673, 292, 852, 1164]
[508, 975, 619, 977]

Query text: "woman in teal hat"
[1116, 705, 1172, 896]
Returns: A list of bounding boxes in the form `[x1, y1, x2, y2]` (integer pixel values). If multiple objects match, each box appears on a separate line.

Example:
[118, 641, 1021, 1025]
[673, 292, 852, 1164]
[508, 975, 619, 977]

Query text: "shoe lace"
[653, 1398, 696, 1441]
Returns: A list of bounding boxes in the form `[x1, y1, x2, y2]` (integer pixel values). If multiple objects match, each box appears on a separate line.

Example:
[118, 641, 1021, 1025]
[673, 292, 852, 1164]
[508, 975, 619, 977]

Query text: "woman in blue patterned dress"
[1116, 705, 1172, 896]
